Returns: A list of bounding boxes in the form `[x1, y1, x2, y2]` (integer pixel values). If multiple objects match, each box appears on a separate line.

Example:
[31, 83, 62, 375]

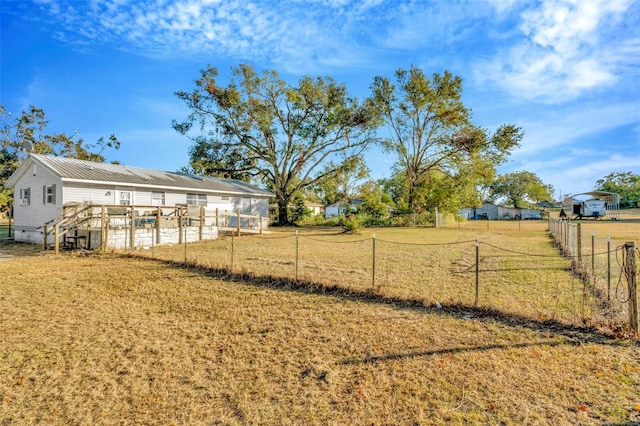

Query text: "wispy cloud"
[474, 0, 640, 104]
[29, 0, 386, 72]
[511, 100, 640, 156]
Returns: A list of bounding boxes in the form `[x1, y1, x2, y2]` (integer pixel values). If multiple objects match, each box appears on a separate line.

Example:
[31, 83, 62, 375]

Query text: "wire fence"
[134, 223, 638, 332]
[549, 218, 639, 332]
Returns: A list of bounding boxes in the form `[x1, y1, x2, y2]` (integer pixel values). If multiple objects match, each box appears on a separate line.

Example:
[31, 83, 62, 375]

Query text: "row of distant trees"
[2, 64, 639, 223]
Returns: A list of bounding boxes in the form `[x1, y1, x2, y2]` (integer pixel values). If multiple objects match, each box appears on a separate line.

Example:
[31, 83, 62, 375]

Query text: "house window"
[151, 191, 165, 206]
[242, 197, 251, 214]
[44, 184, 56, 205]
[187, 193, 207, 206]
[119, 191, 131, 205]
[19, 188, 31, 206]
[221, 196, 229, 201]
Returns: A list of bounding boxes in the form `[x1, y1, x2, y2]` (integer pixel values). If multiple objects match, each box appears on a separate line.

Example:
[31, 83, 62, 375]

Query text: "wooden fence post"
[199, 205, 205, 241]
[129, 205, 135, 251]
[624, 242, 638, 333]
[237, 210, 241, 237]
[216, 208, 219, 227]
[156, 208, 161, 245]
[577, 223, 582, 262]
[178, 207, 183, 245]
[54, 225, 59, 254]
[101, 206, 106, 251]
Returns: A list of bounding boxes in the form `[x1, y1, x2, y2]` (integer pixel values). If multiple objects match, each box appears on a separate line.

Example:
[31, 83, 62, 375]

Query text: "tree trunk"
[277, 197, 290, 225]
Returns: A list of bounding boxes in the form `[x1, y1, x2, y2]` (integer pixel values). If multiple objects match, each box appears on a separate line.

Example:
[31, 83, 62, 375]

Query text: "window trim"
[20, 187, 31, 206]
[151, 191, 165, 206]
[44, 184, 56, 205]
[186, 193, 207, 206]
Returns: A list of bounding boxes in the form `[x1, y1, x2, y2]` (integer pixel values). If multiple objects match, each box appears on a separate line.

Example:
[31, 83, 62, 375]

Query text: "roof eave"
[61, 177, 273, 197]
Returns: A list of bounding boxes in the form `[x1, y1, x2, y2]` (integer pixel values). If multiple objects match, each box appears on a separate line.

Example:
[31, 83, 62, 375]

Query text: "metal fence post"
[475, 238, 479, 307]
[607, 235, 611, 304]
[591, 230, 595, 289]
[231, 234, 235, 272]
[184, 226, 187, 263]
[295, 230, 299, 282]
[372, 233, 376, 290]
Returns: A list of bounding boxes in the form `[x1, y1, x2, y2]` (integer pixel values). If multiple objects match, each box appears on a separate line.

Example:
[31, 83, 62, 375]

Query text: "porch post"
[129, 205, 135, 250]
[101, 206, 106, 251]
[199, 205, 204, 241]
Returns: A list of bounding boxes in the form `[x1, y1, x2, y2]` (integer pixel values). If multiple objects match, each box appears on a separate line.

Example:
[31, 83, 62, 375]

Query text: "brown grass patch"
[141, 221, 638, 330]
[1, 252, 639, 424]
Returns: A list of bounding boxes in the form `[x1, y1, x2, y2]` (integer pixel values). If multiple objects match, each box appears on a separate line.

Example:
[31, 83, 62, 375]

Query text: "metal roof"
[565, 191, 620, 205]
[6, 154, 273, 197]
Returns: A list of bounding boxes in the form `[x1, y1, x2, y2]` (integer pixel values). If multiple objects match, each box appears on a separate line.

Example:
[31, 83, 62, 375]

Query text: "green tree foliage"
[174, 64, 380, 225]
[288, 192, 311, 224]
[181, 135, 257, 182]
[0, 149, 19, 213]
[307, 156, 369, 207]
[596, 171, 640, 208]
[0, 105, 120, 213]
[357, 179, 394, 221]
[371, 67, 522, 213]
[488, 171, 554, 208]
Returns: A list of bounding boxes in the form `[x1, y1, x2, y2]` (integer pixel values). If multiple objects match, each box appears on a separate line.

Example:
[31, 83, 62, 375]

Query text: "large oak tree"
[174, 64, 380, 225]
[371, 67, 522, 213]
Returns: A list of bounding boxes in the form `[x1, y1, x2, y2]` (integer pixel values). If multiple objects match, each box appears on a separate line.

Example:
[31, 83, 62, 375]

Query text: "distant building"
[305, 201, 324, 216]
[459, 202, 542, 220]
[324, 198, 364, 218]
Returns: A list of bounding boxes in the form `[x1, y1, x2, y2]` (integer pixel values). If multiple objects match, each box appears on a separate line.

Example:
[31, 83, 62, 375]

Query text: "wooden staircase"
[41, 204, 93, 253]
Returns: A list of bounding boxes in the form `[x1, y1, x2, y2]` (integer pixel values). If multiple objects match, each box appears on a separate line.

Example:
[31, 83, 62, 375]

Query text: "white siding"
[62, 183, 270, 218]
[11, 166, 271, 244]
[64, 183, 118, 205]
[12, 165, 63, 232]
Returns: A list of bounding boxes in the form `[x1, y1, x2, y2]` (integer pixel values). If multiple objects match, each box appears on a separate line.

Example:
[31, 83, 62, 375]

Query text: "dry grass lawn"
[144, 220, 639, 330]
[1, 248, 639, 425]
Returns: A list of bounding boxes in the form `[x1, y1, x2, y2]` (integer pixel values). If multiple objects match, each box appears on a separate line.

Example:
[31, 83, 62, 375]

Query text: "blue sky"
[1, 0, 639, 199]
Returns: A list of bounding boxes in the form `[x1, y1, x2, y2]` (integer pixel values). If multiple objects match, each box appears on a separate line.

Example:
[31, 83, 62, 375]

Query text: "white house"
[305, 201, 324, 216]
[324, 198, 364, 218]
[5, 154, 273, 246]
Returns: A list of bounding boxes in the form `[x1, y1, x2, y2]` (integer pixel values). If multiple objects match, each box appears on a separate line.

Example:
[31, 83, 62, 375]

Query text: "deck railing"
[43, 204, 267, 252]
